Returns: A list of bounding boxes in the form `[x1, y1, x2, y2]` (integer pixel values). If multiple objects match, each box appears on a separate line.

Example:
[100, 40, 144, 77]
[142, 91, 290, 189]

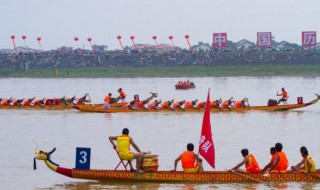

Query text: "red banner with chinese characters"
[302, 31, 317, 47]
[213, 33, 227, 47]
[199, 89, 215, 169]
[257, 32, 272, 47]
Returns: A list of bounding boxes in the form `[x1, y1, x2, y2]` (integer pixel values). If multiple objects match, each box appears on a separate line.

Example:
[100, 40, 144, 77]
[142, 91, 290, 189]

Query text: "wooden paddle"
[226, 169, 263, 183]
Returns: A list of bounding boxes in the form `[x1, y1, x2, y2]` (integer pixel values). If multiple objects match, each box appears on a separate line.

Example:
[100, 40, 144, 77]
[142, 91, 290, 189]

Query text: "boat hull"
[69, 169, 320, 182]
[74, 96, 319, 113]
[175, 84, 196, 90]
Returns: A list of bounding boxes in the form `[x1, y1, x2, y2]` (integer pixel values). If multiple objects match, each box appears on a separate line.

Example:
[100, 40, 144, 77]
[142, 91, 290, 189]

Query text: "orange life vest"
[120, 90, 126, 99]
[104, 96, 110, 103]
[1, 99, 8, 106]
[185, 102, 193, 109]
[34, 100, 42, 106]
[161, 101, 169, 109]
[197, 102, 205, 109]
[234, 101, 242, 108]
[149, 101, 157, 109]
[23, 99, 30, 106]
[173, 102, 181, 109]
[282, 91, 288, 99]
[273, 152, 288, 172]
[13, 100, 19, 106]
[122, 102, 129, 109]
[245, 154, 261, 173]
[181, 151, 195, 168]
[222, 100, 230, 108]
[44, 99, 51, 106]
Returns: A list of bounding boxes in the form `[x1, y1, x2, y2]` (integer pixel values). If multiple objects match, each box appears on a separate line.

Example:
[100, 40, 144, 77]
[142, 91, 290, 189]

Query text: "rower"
[173, 100, 186, 110]
[197, 101, 206, 109]
[1, 98, 13, 106]
[222, 97, 234, 109]
[23, 97, 35, 106]
[33, 99, 44, 106]
[171, 143, 203, 173]
[76, 93, 90, 105]
[185, 99, 198, 109]
[290, 146, 316, 173]
[266, 143, 289, 173]
[210, 98, 222, 109]
[161, 100, 174, 110]
[260, 147, 277, 173]
[118, 88, 127, 102]
[234, 97, 249, 108]
[122, 100, 137, 110]
[148, 99, 162, 110]
[228, 148, 261, 173]
[12, 98, 24, 106]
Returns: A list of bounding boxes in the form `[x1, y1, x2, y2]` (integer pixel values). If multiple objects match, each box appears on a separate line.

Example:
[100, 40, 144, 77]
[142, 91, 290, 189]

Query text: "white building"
[92, 45, 108, 53]
[234, 39, 256, 51]
[192, 43, 211, 52]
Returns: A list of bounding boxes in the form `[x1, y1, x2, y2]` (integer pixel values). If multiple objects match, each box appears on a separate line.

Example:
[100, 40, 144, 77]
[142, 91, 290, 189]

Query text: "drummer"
[171, 143, 203, 173]
[109, 128, 145, 173]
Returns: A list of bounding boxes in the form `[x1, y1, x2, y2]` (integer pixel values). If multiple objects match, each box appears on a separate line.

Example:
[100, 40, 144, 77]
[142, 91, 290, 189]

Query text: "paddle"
[226, 169, 263, 183]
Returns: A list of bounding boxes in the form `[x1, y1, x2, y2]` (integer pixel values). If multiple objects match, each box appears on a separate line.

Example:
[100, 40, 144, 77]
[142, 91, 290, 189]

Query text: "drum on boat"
[268, 99, 278, 106]
[142, 154, 158, 172]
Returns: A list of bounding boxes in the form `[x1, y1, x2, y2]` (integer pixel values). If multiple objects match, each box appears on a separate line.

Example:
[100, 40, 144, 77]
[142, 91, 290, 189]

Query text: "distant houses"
[234, 39, 256, 51]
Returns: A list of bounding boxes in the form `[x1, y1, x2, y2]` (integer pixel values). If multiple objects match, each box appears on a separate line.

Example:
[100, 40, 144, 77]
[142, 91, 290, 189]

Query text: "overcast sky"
[1, 0, 319, 50]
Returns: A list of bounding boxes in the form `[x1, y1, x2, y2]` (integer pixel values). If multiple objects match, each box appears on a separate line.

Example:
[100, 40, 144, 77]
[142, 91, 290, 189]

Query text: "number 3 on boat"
[75, 147, 91, 169]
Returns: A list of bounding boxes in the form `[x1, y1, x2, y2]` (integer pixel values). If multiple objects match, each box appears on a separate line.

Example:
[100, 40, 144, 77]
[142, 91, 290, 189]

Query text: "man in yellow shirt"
[290, 146, 316, 173]
[109, 128, 145, 172]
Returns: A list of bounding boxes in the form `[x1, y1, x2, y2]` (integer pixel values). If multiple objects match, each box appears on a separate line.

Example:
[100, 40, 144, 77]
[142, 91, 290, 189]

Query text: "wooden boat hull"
[175, 84, 196, 90]
[0, 103, 124, 110]
[74, 95, 320, 113]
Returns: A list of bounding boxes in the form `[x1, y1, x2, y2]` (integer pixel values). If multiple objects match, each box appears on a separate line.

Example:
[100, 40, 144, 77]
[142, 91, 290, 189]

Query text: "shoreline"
[0, 65, 320, 78]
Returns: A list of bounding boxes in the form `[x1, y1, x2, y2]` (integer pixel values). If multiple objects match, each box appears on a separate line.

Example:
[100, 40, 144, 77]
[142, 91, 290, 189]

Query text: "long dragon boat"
[34, 148, 320, 182]
[0, 103, 124, 110]
[73, 94, 320, 113]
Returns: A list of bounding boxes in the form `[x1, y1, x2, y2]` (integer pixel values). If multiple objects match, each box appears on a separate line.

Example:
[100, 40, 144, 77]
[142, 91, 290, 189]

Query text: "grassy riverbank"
[0, 65, 320, 78]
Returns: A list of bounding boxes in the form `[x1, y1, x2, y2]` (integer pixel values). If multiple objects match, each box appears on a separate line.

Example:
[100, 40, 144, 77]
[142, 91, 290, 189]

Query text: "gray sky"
[1, 0, 319, 50]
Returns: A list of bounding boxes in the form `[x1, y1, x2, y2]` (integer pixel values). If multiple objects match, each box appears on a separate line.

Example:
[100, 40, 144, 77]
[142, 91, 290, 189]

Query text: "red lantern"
[22, 35, 26, 40]
[87, 38, 92, 42]
[185, 35, 189, 39]
[74, 37, 79, 41]
[130, 36, 135, 40]
[11, 35, 15, 40]
[37, 37, 42, 41]
[152, 36, 157, 40]
[117, 35, 122, 40]
[169, 36, 173, 40]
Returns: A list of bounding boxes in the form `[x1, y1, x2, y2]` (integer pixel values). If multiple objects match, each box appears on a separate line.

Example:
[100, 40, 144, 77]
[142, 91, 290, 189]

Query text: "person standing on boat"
[171, 143, 203, 173]
[260, 147, 277, 173]
[266, 143, 289, 173]
[109, 128, 145, 173]
[290, 146, 316, 173]
[103, 93, 112, 109]
[117, 88, 127, 102]
[277, 88, 289, 104]
[228, 148, 261, 173]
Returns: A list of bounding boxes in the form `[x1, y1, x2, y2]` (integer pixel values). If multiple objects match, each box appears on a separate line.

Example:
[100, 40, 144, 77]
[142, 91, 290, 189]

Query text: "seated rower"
[66, 96, 76, 105]
[148, 99, 162, 111]
[161, 99, 174, 110]
[136, 100, 149, 110]
[53, 98, 61, 105]
[109, 128, 145, 173]
[173, 100, 186, 110]
[263, 142, 289, 173]
[122, 100, 137, 110]
[234, 97, 249, 108]
[118, 88, 127, 102]
[260, 147, 277, 173]
[222, 97, 234, 109]
[290, 146, 316, 173]
[228, 148, 261, 173]
[33, 99, 44, 106]
[197, 101, 206, 109]
[103, 93, 112, 109]
[210, 98, 222, 109]
[277, 87, 289, 105]
[185, 99, 198, 109]
[12, 99, 24, 106]
[171, 143, 203, 173]
[23, 97, 35, 106]
[43, 98, 54, 106]
[1, 98, 13, 106]
[76, 93, 90, 105]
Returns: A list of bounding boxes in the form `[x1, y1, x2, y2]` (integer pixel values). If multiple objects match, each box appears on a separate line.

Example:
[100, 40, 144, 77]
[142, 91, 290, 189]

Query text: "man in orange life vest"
[185, 99, 198, 109]
[173, 100, 186, 110]
[117, 88, 127, 102]
[222, 97, 234, 109]
[148, 99, 162, 110]
[109, 128, 145, 173]
[277, 87, 289, 104]
[171, 143, 204, 173]
[103, 93, 112, 109]
[262, 142, 289, 173]
[228, 148, 261, 173]
[260, 147, 277, 173]
[161, 99, 174, 110]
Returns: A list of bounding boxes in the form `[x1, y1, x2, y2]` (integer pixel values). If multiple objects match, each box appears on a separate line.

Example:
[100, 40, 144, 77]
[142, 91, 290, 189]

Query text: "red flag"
[199, 89, 215, 168]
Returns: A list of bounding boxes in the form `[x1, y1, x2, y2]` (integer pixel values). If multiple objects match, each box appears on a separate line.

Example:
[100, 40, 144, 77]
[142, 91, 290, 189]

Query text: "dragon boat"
[34, 148, 320, 182]
[0, 103, 125, 110]
[73, 94, 320, 113]
[175, 82, 196, 90]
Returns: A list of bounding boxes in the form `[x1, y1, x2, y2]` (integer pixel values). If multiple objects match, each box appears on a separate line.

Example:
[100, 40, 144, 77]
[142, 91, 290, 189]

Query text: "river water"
[0, 77, 320, 190]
